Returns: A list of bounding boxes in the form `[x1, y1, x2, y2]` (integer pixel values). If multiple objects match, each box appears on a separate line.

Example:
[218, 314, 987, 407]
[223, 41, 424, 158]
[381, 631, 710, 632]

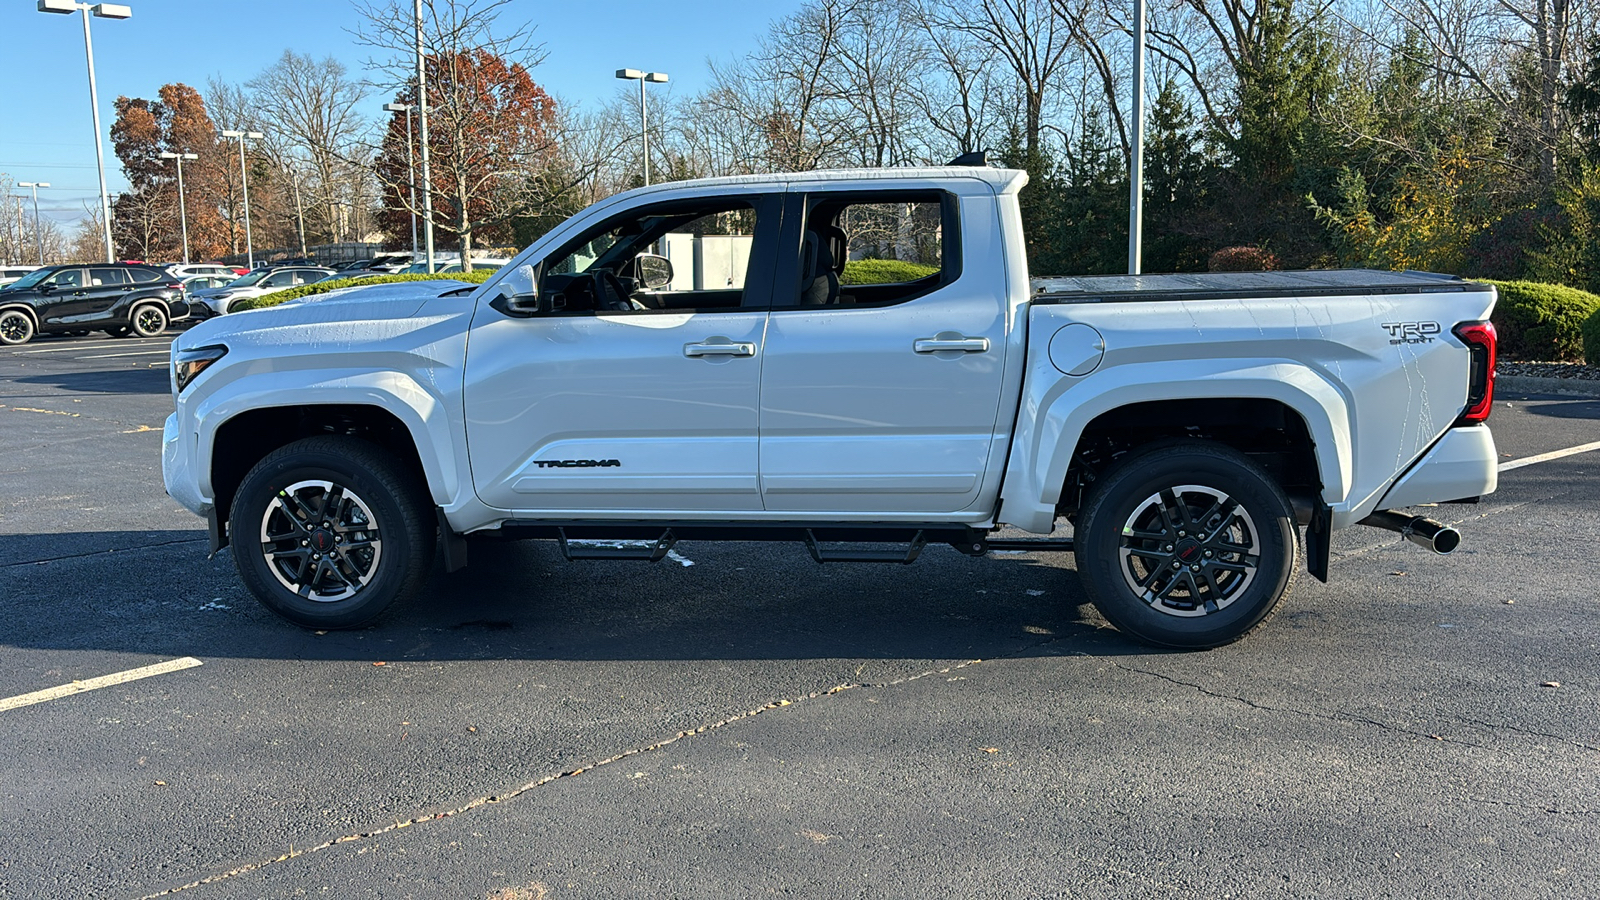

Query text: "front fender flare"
[193, 370, 461, 510]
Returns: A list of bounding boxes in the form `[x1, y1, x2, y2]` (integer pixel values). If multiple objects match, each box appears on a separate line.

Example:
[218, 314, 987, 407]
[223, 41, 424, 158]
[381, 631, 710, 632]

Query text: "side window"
[52, 269, 83, 289]
[789, 192, 957, 308]
[263, 272, 293, 287]
[538, 196, 772, 314]
[90, 268, 129, 286]
[127, 268, 161, 284]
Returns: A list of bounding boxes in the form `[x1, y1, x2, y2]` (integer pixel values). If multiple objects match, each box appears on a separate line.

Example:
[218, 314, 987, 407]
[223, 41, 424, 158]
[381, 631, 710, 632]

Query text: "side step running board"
[804, 529, 927, 564]
[557, 528, 679, 562]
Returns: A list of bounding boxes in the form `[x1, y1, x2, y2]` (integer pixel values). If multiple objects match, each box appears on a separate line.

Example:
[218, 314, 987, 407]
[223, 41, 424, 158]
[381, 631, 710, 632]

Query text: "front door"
[464, 191, 781, 515]
[758, 187, 1011, 516]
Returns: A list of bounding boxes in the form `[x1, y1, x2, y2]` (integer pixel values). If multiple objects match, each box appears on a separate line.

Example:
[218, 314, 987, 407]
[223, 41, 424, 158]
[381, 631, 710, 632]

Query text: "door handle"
[684, 339, 756, 358]
[914, 336, 990, 353]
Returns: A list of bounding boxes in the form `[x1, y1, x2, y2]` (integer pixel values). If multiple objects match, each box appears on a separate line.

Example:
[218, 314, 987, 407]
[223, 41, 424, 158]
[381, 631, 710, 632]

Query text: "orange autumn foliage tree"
[375, 48, 557, 268]
[110, 83, 233, 262]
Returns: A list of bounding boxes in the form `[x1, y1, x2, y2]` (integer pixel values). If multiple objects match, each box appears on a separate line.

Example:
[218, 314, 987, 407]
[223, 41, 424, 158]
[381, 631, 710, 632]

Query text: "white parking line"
[11, 340, 172, 354]
[73, 350, 173, 360]
[1500, 440, 1600, 472]
[0, 657, 203, 713]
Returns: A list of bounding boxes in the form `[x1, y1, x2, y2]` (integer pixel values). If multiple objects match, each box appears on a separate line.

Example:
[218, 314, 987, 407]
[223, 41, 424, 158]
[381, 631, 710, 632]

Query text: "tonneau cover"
[1031, 269, 1481, 303]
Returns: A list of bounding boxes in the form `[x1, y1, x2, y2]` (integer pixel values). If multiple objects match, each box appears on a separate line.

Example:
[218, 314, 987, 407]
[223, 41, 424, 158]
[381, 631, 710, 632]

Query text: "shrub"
[1582, 308, 1600, 366]
[1482, 279, 1600, 362]
[1207, 246, 1280, 272]
[230, 270, 496, 312]
[841, 259, 939, 285]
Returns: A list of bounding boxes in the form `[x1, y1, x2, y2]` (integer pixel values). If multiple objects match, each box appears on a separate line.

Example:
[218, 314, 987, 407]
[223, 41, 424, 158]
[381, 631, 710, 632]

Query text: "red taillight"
[1453, 321, 1496, 424]
[166, 282, 183, 290]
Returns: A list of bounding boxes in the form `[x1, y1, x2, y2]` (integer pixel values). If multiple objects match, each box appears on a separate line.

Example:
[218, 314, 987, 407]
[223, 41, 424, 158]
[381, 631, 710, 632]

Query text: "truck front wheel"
[1074, 442, 1297, 649]
[231, 436, 435, 629]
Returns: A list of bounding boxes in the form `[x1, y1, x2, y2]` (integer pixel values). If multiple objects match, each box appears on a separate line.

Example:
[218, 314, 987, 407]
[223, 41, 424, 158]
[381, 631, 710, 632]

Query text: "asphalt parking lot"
[1, 329, 1597, 899]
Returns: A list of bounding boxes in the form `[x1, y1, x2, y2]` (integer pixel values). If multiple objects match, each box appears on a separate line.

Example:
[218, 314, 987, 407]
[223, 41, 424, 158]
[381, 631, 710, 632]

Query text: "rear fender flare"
[998, 360, 1351, 533]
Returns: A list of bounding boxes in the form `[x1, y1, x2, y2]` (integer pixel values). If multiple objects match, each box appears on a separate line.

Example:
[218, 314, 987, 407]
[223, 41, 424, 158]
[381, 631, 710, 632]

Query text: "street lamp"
[221, 129, 265, 269]
[414, 0, 435, 273]
[383, 102, 419, 257]
[1128, 0, 1146, 275]
[615, 69, 668, 186]
[158, 152, 198, 264]
[38, 0, 130, 264]
[17, 182, 50, 266]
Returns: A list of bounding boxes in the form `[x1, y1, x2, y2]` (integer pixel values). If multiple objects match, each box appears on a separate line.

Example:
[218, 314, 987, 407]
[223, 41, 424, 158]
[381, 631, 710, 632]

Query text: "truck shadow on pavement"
[0, 530, 1148, 663]
[14, 368, 171, 395]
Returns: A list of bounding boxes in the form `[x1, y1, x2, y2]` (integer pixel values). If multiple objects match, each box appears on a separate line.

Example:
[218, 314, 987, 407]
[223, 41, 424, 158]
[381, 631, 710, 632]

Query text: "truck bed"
[1031, 269, 1480, 304]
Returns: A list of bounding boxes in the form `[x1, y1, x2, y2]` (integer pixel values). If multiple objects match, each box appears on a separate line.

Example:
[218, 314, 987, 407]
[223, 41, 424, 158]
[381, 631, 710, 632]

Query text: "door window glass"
[127, 268, 162, 283]
[539, 198, 767, 313]
[51, 269, 83, 289]
[789, 193, 955, 308]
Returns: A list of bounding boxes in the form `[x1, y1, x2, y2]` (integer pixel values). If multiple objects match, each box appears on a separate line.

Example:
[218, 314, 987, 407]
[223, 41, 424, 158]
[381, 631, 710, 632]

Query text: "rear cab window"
[777, 190, 960, 310]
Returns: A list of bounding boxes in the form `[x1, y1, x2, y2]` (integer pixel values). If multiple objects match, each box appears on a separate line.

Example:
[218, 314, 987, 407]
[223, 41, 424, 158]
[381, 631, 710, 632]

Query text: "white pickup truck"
[162, 165, 1500, 647]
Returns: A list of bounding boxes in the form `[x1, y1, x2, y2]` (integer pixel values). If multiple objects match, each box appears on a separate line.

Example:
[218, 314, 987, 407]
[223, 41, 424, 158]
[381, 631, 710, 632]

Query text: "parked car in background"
[166, 263, 239, 281]
[1, 265, 39, 288]
[188, 266, 336, 317]
[181, 274, 237, 293]
[0, 263, 189, 344]
[397, 258, 506, 275]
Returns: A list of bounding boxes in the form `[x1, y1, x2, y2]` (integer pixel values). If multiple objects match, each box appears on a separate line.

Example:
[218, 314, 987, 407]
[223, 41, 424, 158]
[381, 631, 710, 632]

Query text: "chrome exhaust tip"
[1359, 511, 1461, 555]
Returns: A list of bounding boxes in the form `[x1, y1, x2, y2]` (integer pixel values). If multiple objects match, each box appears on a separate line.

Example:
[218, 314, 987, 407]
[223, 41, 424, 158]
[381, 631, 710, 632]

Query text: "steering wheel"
[590, 267, 635, 311]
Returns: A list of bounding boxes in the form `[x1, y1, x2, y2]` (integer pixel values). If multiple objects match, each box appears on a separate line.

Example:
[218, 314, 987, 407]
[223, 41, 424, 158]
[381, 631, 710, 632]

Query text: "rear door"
[757, 184, 1011, 516]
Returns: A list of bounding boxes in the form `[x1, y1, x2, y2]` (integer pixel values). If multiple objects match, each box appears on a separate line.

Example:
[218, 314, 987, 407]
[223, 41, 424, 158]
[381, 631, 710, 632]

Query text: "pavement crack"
[1448, 714, 1600, 753]
[1079, 655, 1487, 749]
[0, 537, 205, 569]
[134, 656, 1003, 898]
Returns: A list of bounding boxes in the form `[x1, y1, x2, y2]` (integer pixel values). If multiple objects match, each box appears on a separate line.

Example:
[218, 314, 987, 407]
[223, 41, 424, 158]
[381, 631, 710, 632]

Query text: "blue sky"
[0, 0, 796, 225]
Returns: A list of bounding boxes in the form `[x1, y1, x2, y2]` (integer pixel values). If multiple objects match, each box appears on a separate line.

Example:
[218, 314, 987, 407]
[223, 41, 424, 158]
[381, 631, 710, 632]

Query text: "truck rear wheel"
[1074, 442, 1297, 649]
[232, 436, 435, 629]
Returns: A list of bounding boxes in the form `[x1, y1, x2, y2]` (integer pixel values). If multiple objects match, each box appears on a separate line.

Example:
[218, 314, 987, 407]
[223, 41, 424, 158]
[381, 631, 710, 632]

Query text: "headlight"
[174, 344, 227, 392]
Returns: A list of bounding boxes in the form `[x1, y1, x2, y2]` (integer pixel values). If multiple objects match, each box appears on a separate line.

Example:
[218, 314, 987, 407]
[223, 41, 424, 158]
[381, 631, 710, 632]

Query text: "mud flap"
[437, 508, 468, 572]
[1306, 502, 1331, 583]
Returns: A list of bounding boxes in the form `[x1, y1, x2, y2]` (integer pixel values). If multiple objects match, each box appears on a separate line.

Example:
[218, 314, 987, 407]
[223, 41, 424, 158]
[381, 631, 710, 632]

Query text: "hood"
[175, 279, 477, 354]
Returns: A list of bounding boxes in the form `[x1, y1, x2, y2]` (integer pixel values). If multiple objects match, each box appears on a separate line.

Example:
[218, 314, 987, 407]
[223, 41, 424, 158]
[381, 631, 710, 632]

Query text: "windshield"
[4, 268, 54, 291]
[222, 271, 271, 288]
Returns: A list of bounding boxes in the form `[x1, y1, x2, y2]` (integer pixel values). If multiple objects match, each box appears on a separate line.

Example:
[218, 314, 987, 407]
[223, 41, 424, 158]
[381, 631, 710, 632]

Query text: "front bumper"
[162, 411, 209, 516]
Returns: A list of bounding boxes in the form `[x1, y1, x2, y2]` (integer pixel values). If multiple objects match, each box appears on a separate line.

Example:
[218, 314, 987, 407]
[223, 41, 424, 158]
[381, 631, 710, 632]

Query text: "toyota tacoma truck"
[161, 165, 1499, 648]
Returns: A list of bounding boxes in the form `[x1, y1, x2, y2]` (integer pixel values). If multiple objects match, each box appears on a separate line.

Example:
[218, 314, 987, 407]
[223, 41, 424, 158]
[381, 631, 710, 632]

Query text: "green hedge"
[1582, 308, 1600, 366]
[841, 259, 939, 285]
[230, 270, 496, 312]
[1484, 280, 1600, 362]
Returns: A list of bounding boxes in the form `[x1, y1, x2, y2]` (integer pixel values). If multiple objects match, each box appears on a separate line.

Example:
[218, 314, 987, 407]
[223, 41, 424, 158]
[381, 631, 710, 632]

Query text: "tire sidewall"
[130, 303, 168, 337]
[1076, 445, 1297, 649]
[233, 443, 421, 629]
[0, 310, 34, 346]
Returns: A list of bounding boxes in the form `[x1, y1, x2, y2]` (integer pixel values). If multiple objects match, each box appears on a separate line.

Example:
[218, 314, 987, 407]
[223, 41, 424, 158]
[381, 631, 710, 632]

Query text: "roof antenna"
[947, 150, 990, 167]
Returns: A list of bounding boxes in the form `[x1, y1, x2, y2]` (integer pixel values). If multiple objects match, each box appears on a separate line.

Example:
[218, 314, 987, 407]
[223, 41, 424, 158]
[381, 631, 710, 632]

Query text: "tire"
[106, 325, 131, 338]
[0, 310, 34, 346]
[1074, 441, 1298, 649]
[130, 303, 168, 337]
[232, 436, 435, 629]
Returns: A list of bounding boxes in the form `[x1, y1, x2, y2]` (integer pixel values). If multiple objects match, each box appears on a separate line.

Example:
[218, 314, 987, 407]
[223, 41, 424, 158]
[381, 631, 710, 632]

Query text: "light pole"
[158, 152, 198, 264]
[383, 102, 419, 257]
[222, 129, 265, 269]
[415, 0, 435, 273]
[1128, 0, 1146, 276]
[615, 69, 668, 186]
[38, 1, 129, 263]
[17, 182, 50, 266]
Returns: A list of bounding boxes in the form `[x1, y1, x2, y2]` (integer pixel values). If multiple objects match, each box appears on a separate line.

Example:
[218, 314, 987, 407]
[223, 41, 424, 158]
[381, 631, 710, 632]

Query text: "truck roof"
[1032, 269, 1489, 303]
[616, 166, 1030, 198]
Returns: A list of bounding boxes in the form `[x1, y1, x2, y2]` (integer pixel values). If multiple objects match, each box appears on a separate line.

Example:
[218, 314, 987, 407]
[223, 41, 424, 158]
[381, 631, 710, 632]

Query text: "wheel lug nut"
[1190, 564, 1200, 572]
[301, 539, 309, 546]
[1171, 561, 1181, 569]
[1204, 550, 1213, 558]
[1164, 544, 1174, 552]
[1177, 530, 1186, 537]
[312, 553, 321, 560]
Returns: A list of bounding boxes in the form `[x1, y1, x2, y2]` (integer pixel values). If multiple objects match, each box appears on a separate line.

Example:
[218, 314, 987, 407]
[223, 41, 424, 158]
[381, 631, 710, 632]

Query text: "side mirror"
[635, 253, 673, 290]
[488, 285, 565, 318]
[38, 282, 56, 294]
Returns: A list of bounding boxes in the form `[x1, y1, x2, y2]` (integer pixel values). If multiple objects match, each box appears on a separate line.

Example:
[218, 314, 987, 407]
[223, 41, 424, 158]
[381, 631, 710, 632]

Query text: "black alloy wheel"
[130, 303, 168, 337]
[232, 436, 435, 629]
[1074, 441, 1298, 649]
[0, 310, 34, 346]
